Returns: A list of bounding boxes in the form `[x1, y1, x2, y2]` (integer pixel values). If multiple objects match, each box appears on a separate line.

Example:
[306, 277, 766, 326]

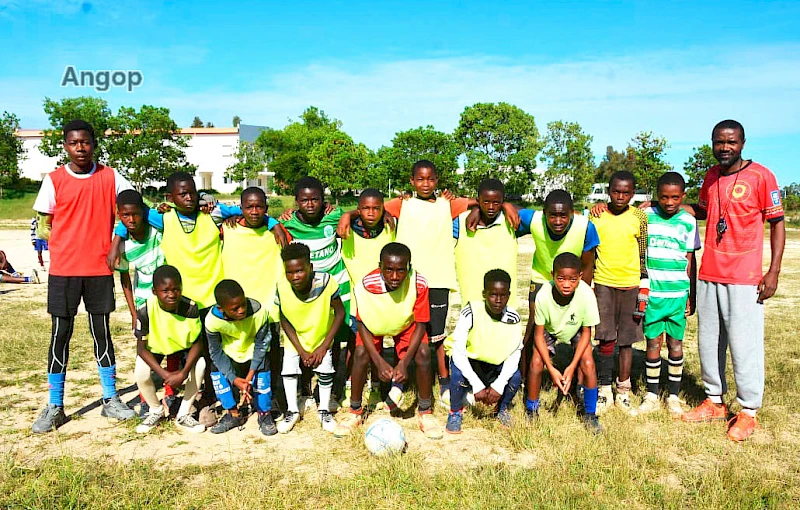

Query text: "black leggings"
[47, 314, 116, 374]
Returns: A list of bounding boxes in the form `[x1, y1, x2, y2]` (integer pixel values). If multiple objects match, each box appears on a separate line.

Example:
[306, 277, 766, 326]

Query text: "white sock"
[149, 404, 164, 416]
[742, 408, 757, 417]
[284, 376, 299, 413]
[176, 399, 193, 419]
[708, 395, 723, 404]
[318, 382, 332, 413]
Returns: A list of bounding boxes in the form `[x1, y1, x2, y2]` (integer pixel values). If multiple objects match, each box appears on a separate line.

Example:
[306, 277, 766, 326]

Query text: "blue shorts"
[33, 239, 48, 251]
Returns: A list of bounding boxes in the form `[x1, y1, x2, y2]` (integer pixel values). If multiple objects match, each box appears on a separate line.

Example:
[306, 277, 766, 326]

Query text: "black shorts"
[47, 275, 115, 317]
[594, 284, 643, 347]
[427, 288, 450, 344]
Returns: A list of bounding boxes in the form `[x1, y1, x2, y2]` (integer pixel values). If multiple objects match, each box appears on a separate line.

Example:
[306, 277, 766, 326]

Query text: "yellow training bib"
[145, 296, 202, 356]
[395, 198, 456, 290]
[222, 224, 282, 320]
[355, 271, 418, 337]
[277, 274, 338, 352]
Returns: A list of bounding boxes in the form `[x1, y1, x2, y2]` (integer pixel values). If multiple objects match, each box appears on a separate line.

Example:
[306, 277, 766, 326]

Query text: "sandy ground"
[0, 226, 537, 470]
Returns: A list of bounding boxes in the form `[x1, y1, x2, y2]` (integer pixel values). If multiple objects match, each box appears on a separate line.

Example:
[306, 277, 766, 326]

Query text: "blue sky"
[1, 0, 798, 183]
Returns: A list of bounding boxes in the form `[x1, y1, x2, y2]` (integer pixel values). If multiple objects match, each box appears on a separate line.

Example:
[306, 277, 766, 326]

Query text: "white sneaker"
[596, 386, 613, 415]
[136, 408, 165, 434]
[277, 411, 300, 434]
[318, 410, 336, 433]
[176, 414, 206, 433]
[638, 393, 661, 414]
[388, 386, 404, 408]
[438, 388, 451, 410]
[615, 392, 638, 417]
[667, 395, 685, 417]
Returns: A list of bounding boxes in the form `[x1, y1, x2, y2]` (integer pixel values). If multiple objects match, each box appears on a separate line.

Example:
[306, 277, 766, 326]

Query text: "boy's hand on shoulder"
[401, 191, 412, 201]
[382, 210, 396, 231]
[637, 201, 653, 210]
[465, 206, 481, 232]
[502, 202, 520, 230]
[337, 212, 352, 239]
[441, 189, 456, 201]
[156, 202, 173, 214]
[271, 225, 288, 248]
[589, 202, 607, 218]
[323, 202, 335, 215]
[223, 215, 242, 229]
[278, 209, 294, 222]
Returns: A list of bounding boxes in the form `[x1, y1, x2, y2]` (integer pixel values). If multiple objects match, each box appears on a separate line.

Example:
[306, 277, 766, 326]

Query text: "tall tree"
[308, 131, 372, 198]
[191, 116, 204, 128]
[539, 120, 595, 201]
[225, 141, 268, 186]
[627, 132, 672, 194]
[105, 105, 195, 190]
[232, 115, 242, 127]
[40, 96, 113, 163]
[682, 144, 715, 201]
[376, 126, 460, 193]
[454, 102, 541, 195]
[595, 145, 634, 184]
[205, 121, 214, 128]
[0, 111, 26, 199]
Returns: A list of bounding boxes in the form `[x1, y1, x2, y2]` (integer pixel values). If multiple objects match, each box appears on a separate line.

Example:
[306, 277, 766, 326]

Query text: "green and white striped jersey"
[644, 206, 700, 299]
[116, 226, 166, 308]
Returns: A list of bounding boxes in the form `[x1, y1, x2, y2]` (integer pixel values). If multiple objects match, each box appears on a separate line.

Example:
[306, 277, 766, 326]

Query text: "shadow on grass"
[68, 383, 139, 420]
[0, 289, 18, 295]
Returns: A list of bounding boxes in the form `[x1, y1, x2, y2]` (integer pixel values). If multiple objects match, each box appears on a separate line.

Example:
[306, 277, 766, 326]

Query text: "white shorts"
[281, 348, 335, 376]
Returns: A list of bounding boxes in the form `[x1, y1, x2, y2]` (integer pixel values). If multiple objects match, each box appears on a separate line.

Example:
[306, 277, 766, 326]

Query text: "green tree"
[205, 121, 214, 128]
[0, 111, 26, 199]
[454, 102, 541, 196]
[376, 126, 460, 193]
[232, 115, 242, 127]
[595, 145, 634, 184]
[682, 144, 715, 201]
[105, 105, 195, 190]
[225, 141, 268, 186]
[308, 131, 373, 198]
[627, 132, 672, 194]
[191, 116, 204, 128]
[540, 120, 595, 201]
[40, 96, 113, 163]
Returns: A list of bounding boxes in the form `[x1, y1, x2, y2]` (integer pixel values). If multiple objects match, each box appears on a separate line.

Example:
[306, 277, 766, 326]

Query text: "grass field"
[0, 226, 798, 509]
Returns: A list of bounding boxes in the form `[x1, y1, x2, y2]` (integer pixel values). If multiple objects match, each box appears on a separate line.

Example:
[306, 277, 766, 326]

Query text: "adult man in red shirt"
[681, 120, 785, 441]
[31, 120, 136, 433]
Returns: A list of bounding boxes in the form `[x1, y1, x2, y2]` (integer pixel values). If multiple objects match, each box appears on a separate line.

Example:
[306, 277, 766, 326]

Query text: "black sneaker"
[582, 414, 604, 435]
[210, 412, 242, 434]
[525, 408, 539, 422]
[258, 413, 278, 436]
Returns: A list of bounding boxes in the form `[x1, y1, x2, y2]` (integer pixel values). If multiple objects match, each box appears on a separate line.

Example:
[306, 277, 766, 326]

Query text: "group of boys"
[30, 118, 784, 444]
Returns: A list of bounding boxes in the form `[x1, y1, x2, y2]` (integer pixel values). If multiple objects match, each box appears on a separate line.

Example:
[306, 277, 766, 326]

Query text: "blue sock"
[48, 373, 66, 406]
[253, 371, 272, 413]
[211, 371, 236, 410]
[97, 364, 117, 400]
[584, 387, 598, 416]
[526, 398, 540, 412]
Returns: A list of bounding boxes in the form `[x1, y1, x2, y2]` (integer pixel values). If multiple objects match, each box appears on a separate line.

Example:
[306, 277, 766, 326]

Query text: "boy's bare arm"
[580, 249, 595, 285]
[137, 339, 171, 381]
[106, 235, 123, 271]
[357, 320, 393, 382]
[394, 321, 427, 384]
[686, 251, 697, 316]
[119, 272, 137, 330]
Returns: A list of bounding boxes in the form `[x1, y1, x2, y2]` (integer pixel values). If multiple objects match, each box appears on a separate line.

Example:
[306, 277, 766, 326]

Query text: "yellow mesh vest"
[277, 274, 337, 352]
[395, 198, 456, 290]
[355, 271, 417, 337]
[454, 211, 518, 307]
[465, 301, 522, 365]
[342, 228, 394, 316]
[204, 301, 269, 363]
[222, 225, 282, 320]
[160, 211, 223, 308]
[530, 212, 588, 284]
[145, 296, 202, 355]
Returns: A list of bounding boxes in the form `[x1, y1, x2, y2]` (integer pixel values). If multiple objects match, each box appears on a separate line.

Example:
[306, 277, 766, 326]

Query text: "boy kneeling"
[206, 280, 276, 436]
[446, 269, 523, 434]
[277, 243, 345, 433]
[527, 253, 603, 434]
[334, 242, 443, 439]
[134, 265, 206, 434]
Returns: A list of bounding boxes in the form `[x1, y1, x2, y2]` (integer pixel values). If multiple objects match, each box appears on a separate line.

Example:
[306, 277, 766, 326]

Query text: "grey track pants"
[697, 280, 764, 410]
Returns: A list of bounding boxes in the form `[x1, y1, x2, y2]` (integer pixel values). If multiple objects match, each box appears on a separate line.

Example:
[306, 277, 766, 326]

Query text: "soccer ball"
[364, 418, 407, 456]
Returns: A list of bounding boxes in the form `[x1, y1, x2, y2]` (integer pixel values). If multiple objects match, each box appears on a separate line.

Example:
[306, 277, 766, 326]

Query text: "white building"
[15, 125, 271, 195]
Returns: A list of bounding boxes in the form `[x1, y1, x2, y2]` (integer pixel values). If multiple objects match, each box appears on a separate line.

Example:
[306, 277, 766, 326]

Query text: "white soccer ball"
[364, 418, 407, 456]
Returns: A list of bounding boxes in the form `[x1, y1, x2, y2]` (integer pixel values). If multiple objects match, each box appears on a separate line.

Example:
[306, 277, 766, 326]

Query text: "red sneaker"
[727, 412, 758, 442]
[681, 398, 727, 423]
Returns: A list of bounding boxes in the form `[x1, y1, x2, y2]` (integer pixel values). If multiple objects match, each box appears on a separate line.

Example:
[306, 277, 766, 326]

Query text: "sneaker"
[667, 395, 685, 417]
[387, 386, 404, 409]
[198, 405, 217, 427]
[681, 398, 727, 423]
[210, 412, 242, 434]
[727, 412, 758, 442]
[596, 386, 613, 415]
[582, 414, 604, 435]
[438, 388, 451, 410]
[334, 411, 363, 438]
[638, 393, 661, 414]
[525, 408, 539, 422]
[258, 413, 278, 436]
[277, 411, 300, 434]
[137, 402, 150, 419]
[176, 414, 205, 434]
[31, 404, 68, 433]
[318, 410, 336, 433]
[31, 269, 40, 284]
[418, 411, 443, 440]
[446, 410, 463, 434]
[100, 396, 136, 421]
[136, 409, 165, 434]
[497, 408, 513, 428]
[615, 393, 638, 417]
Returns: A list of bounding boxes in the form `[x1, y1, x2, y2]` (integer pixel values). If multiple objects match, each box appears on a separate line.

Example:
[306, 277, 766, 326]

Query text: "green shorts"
[643, 295, 687, 341]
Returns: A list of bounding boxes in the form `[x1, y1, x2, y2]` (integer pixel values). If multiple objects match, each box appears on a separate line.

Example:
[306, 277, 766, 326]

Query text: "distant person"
[31, 217, 48, 270]
[31, 119, 137, 434]
[0, 250, 40, 284]
[679, 120, 785, 442]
